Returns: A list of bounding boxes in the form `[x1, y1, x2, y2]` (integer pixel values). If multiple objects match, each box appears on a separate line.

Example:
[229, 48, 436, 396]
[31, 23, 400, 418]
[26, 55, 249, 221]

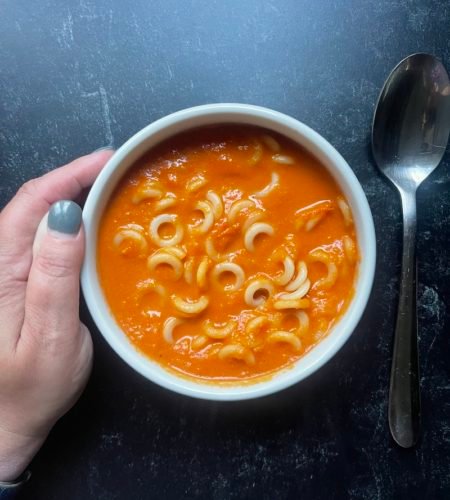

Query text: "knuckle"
[24, 304, 50, 337]
[34, 249, 76, 279]
[0, 279, 24, 309]
[18, 178, 40, 199]
[23, 305, 75, 352]
[23, 306, 54, 349]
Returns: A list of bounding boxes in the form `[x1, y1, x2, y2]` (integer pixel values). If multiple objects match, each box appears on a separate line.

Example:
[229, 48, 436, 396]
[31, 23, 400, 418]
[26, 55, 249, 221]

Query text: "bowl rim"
[81, 103, 376, 400]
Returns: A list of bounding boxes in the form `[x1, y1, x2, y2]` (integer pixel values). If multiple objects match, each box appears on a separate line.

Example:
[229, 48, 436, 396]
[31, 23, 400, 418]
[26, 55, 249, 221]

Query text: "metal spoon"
[372, 53, 450, 448]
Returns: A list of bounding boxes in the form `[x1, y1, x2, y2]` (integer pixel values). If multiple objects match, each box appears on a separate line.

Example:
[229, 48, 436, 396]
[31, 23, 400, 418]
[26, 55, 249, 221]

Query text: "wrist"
[0, 427, 46, 482]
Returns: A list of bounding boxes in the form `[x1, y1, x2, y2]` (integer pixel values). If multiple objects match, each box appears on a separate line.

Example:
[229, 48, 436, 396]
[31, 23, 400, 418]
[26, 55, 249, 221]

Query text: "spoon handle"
[389, 188, 421, 448]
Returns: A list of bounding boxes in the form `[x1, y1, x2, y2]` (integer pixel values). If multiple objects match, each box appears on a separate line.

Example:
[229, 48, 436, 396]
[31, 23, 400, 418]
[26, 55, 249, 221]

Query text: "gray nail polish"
[93, 146, 115, 153]
[48, 200, 82, 235]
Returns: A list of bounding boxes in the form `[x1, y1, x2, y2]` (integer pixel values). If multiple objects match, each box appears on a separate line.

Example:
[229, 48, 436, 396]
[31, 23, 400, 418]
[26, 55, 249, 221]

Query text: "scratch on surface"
[100, 432, 123, 448]
[425, 329, 439, 364]
[267, 2, 280, 14]
[420, 286, 441, 333]
[107, 9, 113, 44]
[407, 7, 431, 32]
[58, 9, 74, 49]
[370, 388, 387, 442]
[79, 0, 99, 20]
[418, 285, 445, 384]
[81, 90, 98, 98]
[99, 85, 114, 147]
[80, 86, 114, 146]
[166, 62, 174, 80]
[361, 447, 382, 500]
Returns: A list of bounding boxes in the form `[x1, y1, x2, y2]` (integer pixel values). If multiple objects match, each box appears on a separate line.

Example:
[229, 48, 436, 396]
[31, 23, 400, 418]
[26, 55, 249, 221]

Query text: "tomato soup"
[97, 126, 359, 382]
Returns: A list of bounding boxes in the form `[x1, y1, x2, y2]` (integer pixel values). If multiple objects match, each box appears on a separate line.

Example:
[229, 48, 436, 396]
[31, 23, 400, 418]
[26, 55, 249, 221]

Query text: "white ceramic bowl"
[81, 103, 376, 400]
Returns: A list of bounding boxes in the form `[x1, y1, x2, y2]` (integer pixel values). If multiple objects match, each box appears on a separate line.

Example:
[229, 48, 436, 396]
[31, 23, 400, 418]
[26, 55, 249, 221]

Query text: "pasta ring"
[203, 319, 237, 339]
[184, 256, 195, 285]
[136, 278, 166, 299]
[273, 298, 310, 310]
[254, 172, 280, 198]
[309, 249, 338, 290]
[189, 200, 215, 234]
[132, 181, 163, 204]
[266, 331, 301, 351]
[248, 140, 263, 166]
[206, 191, 224, 219]
[244, 222, 274, 252]
[244, 279, 274, 307]
[343, 235, 357, 264]
[147, 252, 183, 280]
[304, 214, 325, 232]
[212, 262, 245, 292]
[218, 344, 256, 365]
[162, 317, 185, 344]
[295, 311, 309, 336]
[228, 199, 254, 223]
[196, 256, 210, 290]
[186, 174, 207, 192]
[314, 262, 338, 290]
[273, 256, 295, 286]
[113, 229, 148, 254]
[149, 214, 184, 247]
[261, 134, 281, 152]
[272, 154, 294, 165]
[171, 295, 209, 316]
[154, 246, 186, 260]
[241, 210, 265, 234]
[245, 316, 269, 336]
[337, 197, 353, 226]
[285, 261, 308, 292]
[191, 334, 209, 350]
[295, 200, 334, 231]
[154, 194, 177, 213]
[278, 279, 311, 300]
[120, 223, 145, 232]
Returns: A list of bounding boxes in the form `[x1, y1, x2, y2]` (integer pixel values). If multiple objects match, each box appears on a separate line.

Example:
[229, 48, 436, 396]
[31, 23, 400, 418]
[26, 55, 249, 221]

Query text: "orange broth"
[97, 125, 359, 382]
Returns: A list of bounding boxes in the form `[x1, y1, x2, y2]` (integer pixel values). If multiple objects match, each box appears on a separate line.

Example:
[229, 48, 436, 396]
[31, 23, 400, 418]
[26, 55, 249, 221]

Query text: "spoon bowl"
[373, 53, 450, 189]
[372, 53, 450, 448]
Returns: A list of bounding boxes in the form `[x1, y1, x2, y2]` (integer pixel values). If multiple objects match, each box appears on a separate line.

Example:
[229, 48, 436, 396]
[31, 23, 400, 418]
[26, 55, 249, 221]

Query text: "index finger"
[0, 149, 113, 281]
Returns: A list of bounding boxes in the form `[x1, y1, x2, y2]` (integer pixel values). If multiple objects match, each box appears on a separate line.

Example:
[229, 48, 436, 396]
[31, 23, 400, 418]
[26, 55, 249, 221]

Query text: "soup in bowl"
[81, 104, 376, 400]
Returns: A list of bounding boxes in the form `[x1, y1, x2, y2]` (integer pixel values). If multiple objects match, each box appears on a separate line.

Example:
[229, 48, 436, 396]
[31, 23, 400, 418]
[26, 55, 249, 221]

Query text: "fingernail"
[48, 200, 82, 236]
[93, 146, 115, 153]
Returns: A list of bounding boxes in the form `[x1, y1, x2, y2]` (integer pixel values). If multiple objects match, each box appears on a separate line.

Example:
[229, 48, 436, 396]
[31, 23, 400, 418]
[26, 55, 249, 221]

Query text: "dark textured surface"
[1, 1, 450, 499]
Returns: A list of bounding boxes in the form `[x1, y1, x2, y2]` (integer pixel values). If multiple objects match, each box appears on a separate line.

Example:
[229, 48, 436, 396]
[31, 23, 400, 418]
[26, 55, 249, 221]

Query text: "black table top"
[2, 1, 450, 499]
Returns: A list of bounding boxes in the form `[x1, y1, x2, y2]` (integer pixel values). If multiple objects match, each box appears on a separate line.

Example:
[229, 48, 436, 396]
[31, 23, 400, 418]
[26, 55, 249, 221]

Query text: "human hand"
[0, 150, 113, 482]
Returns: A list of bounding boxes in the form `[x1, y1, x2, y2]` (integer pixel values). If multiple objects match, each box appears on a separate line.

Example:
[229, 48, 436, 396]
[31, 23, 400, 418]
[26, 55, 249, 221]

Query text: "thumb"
[23, 200, 84, 347]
